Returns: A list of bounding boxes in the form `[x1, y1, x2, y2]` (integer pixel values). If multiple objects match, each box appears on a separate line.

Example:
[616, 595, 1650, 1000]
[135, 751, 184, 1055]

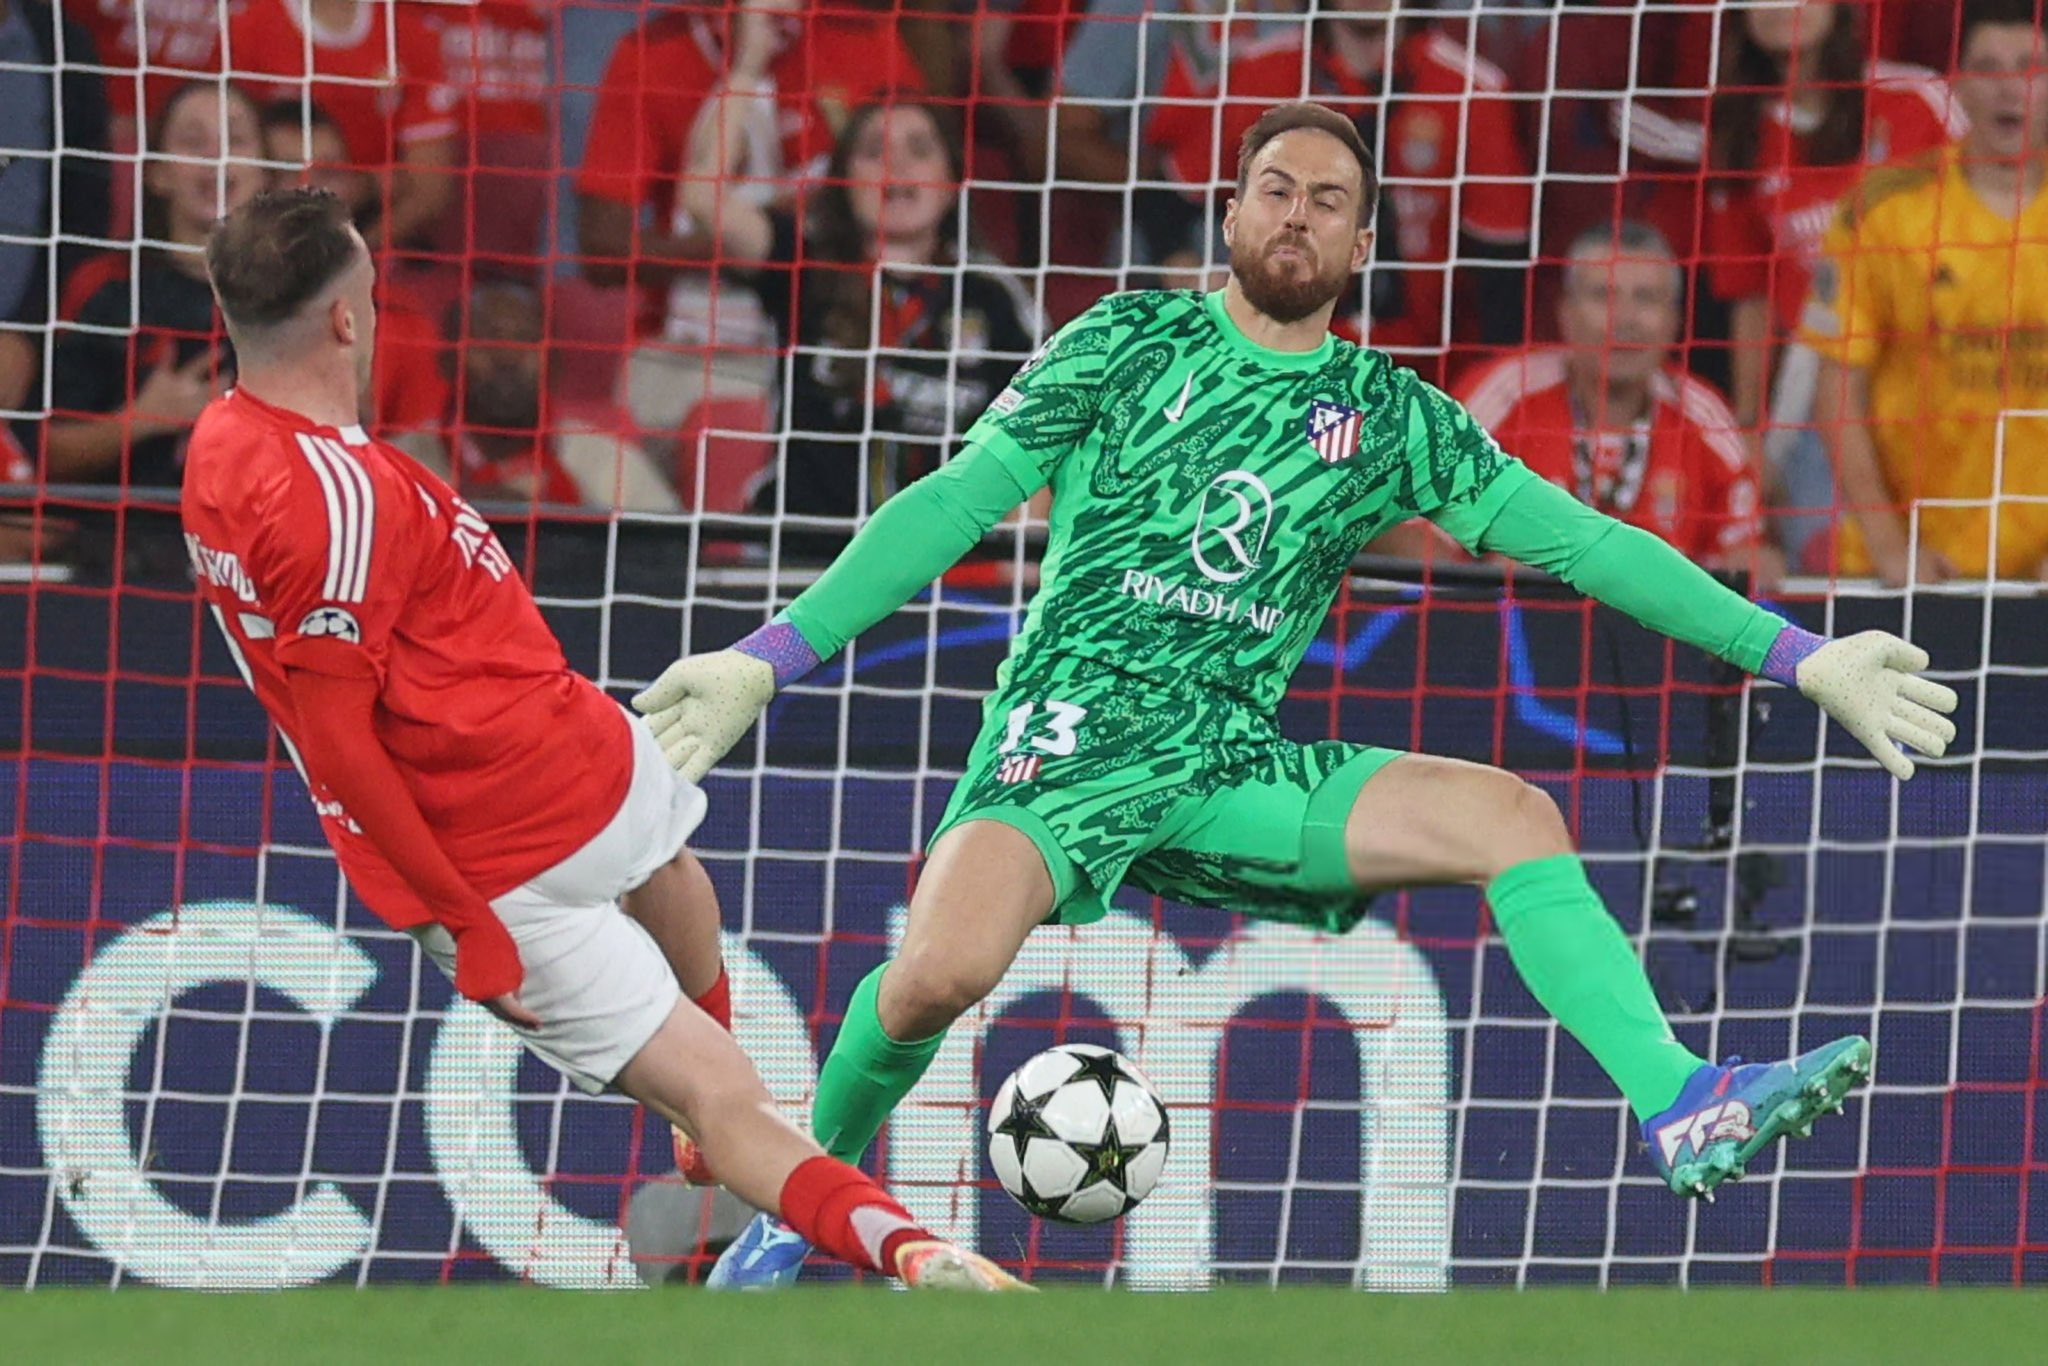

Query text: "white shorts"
[415, 710, 708, 1094]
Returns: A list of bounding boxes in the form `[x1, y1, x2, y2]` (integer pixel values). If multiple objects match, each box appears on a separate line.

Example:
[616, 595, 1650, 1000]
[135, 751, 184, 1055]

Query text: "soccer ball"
[986, 1043, 1169, 1224]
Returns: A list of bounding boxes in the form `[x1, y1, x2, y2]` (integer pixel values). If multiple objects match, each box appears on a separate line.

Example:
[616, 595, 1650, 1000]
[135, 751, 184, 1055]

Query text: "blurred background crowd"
[1, 0, 2042, 593]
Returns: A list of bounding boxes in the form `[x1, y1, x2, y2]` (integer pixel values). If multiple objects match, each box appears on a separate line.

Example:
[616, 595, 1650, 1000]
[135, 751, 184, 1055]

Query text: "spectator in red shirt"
[1145, 0, 1532, 373]
[1454, 223, 1775, 586]
[967, 0, 1084, 181]
[65, 0, 235, 143]
[260, 99, 371, 229]
[421, 0, 550, 140]
[1514, 0, 1725, 384]
[444, 281, 680, 513]
[575, 0, 924, 450]
[418, 0, 553, 267]
[222, 0, 460, 251]
[1049, 0, 1298, 271]
[1706, 0, 1960, 566]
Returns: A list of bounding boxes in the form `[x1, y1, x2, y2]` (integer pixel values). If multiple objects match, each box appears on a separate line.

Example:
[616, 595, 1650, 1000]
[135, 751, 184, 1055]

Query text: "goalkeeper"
[637, 102, 1958, 1287]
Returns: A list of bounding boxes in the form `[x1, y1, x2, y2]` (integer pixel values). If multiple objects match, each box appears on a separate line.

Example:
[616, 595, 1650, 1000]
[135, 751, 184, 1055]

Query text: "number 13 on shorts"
[999, 700, 1089, 757]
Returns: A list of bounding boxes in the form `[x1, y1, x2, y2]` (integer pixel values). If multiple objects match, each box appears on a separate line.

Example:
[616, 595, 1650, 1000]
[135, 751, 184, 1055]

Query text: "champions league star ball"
[987, 1043, 1169, 1224]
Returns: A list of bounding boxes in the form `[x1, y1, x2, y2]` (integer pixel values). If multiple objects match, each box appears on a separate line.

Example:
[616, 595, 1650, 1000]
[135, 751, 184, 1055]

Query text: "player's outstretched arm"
[282, 658, 538, 1026]
[634, 445, 1036, 781]
[1465, 473, 1958, 780]
[639, 295, 1117, 779]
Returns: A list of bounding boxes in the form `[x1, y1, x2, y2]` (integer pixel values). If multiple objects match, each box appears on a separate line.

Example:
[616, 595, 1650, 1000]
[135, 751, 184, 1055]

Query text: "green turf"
[10, 1287, 2048, 1366]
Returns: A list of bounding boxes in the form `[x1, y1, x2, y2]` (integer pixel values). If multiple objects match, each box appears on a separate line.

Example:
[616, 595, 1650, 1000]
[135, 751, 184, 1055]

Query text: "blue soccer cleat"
[1644, 1035, 1874, 1201]
[706, 1212, 811, 1290]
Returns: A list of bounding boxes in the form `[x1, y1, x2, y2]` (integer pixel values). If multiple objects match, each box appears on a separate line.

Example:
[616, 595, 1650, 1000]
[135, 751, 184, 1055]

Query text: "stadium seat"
[439, 131, 554, 271]
[965, 135, 1025, 268]
[675, 394, 775, 515]
[547, 275, 636, 408]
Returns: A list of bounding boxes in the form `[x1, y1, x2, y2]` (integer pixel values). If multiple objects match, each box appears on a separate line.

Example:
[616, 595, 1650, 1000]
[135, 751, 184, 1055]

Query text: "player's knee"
[879, 951, 998, 1039]
[1489, 776, 1572, 874]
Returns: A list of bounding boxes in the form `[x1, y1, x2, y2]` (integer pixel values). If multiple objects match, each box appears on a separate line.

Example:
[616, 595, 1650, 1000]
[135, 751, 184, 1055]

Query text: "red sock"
[776, 1155, 928, 1276]
[693, 967, 732, 1033]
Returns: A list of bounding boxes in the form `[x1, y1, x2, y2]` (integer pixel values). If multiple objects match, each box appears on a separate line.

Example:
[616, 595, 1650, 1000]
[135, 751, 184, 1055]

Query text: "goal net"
[2, 0, 2038, 1291]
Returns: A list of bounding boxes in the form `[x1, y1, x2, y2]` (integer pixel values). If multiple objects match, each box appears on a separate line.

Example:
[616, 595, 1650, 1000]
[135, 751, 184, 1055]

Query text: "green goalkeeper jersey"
[961, 289, 1518, 713]
[772, 286, 1787, 922]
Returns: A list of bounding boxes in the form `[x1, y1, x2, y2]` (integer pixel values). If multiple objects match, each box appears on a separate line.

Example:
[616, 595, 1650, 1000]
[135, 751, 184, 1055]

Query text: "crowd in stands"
[2, 0, 2044, 591]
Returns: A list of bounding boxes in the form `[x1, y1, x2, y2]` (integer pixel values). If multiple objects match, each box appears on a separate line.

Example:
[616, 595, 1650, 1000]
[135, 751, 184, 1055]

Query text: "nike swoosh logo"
[1164, 375, 1194, 423]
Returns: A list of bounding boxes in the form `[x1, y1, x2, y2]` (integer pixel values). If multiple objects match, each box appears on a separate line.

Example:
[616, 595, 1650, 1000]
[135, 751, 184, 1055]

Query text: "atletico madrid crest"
[997, 753, 1042, 785]
[1306, 401, 1364, 463]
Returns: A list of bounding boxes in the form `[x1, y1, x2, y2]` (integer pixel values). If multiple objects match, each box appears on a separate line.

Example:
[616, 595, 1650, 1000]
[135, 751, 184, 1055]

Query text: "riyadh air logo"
[1191, 470, 1275, 584]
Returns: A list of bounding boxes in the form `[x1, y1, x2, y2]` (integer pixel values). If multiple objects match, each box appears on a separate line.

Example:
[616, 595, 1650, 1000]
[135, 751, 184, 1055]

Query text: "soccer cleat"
[893, 1240, 1031, 1292]
[1644, 1035, 1873, 1201]
[705, 1213, 811, 1290]
[671, 1126, 717, 1187]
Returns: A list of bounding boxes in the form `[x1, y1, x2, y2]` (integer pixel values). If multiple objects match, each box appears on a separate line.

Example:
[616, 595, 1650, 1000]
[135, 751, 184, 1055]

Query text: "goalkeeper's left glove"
[1763, 627, 1959, 781]
[632, 622, 819, 782]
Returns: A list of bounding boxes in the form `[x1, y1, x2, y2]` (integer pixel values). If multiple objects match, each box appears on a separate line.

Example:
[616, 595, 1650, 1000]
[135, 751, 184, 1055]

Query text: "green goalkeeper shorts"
[928, 670, 1403, 932]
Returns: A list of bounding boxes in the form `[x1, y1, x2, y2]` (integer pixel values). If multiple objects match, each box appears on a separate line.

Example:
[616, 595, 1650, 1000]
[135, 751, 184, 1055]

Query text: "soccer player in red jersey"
[1455, 223, 1770, 580]
[180, 187, 1021, 1292]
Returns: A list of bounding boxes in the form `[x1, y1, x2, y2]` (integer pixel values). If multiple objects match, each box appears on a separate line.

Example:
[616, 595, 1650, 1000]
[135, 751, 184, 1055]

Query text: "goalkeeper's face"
[1224, 130, 1372, 326]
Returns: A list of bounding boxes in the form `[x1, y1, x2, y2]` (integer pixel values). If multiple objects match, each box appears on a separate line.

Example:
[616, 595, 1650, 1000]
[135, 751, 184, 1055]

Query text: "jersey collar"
[228, 388, 372, 446]
[1202, 290, 1336, 372]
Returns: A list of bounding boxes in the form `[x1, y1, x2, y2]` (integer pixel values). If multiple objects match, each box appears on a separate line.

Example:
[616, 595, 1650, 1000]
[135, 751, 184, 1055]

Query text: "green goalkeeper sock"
[810, 964, 948, 1164]
[1488, 854, 1705, 1120]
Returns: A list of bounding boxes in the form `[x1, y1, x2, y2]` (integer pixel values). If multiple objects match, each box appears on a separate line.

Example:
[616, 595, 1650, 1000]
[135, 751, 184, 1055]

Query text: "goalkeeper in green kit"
[635, 103, 1960, 1286]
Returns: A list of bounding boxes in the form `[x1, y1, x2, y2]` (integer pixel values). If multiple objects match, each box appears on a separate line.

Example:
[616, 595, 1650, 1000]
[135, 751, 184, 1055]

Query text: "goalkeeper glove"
[1765, 627, 1959, 781]
[634, 621, 819, 781]
[633, 649, 780, 782]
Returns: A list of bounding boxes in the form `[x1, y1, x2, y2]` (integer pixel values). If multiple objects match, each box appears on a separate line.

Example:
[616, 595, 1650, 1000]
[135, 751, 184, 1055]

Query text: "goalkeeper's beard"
[1230, 231, 1351, 325]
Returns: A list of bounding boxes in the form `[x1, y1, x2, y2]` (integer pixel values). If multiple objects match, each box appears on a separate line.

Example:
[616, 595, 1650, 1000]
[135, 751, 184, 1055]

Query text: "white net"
[3, 0, 2040, 1292]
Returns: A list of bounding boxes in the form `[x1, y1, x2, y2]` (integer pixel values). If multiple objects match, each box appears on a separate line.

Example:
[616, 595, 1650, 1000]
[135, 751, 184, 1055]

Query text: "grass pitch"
[11, 1286, 2045, 1365]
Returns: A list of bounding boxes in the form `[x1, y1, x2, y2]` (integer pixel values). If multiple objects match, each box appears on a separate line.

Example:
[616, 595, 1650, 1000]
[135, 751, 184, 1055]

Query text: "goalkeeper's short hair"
[1235, 102, 1380, 226]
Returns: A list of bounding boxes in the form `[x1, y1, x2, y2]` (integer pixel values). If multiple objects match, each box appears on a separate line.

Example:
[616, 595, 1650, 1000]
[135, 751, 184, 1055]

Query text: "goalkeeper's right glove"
[633, 648, 780, 782]
[634, 622, 820, 781]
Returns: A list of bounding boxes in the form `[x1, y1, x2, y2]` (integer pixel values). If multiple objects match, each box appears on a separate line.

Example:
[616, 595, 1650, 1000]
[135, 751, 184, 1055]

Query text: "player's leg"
[1339, 753, 1709, 1114]
[1339, 753, 1871, 1198]
[611, 996, 1022, 1290]
[816, 817, 1057, 1157]
[623, 849, 726, 1003]
[621, 849, 732, 1183]
[710, 816, 1058, 1289]
[1146, 742, 1869, 1200]
[417, 873, 1020, 1288]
